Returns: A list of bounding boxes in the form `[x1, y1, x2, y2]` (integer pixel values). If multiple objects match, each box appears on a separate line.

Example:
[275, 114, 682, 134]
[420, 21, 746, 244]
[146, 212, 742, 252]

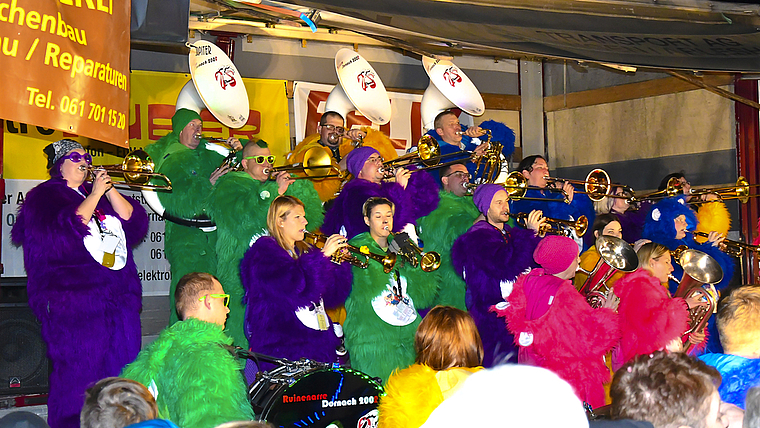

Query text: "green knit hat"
[172, 108, 202, 136]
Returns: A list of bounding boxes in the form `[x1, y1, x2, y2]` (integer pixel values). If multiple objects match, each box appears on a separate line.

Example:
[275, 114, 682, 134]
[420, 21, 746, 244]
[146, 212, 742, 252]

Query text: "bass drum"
[250, 364, 383, 428]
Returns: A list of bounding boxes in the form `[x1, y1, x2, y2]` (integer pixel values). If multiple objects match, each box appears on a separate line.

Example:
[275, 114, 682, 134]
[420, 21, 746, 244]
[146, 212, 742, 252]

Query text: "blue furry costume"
[11, 179, 148, 428]
[121, 318, 254, 428]
[240, 237, 351, 368]
[451, 221, 541, 366]
[144, 111, 226, 325]
[206, 171, 324, 349]
[699, 353, 760, 409]
[417, 191, 480, 310]
[321, 172, 439, 240]
[344, 232, 438, 383]
[642, 196, 735, 354]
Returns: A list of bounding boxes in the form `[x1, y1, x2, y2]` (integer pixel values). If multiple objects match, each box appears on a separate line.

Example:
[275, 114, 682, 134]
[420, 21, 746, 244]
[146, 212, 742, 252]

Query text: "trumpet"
[83, 150, 172, 191]
[513, 212, 588, 237]
[690, 231, 760, 257]
[387, 232, 441, 272]
[302, 231, 396, 273]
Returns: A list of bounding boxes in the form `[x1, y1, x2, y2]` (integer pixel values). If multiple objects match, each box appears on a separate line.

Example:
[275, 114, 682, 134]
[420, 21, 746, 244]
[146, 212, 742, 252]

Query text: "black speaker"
[0, 304, 50, 396]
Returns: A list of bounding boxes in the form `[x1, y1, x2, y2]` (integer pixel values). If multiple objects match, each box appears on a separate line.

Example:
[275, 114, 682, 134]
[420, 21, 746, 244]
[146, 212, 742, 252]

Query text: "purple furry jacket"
[11, 179, 149, 321]
[451, 221, 541, 366]
[240, 236, 352, 366]
[321, 172, 439, 239]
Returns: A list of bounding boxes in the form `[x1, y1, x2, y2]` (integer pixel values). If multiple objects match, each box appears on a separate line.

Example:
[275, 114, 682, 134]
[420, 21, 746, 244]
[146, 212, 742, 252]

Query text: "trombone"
[492, 171, 569, 203]
[303, 231, 396, 273]
[544, 169, 631, 202]
[690, 176, 760, 204]
[690, 231, 760, 257]
[84, 150, 172, 191]
[264, 147, 348, 181]
[512, 212, 588, 237]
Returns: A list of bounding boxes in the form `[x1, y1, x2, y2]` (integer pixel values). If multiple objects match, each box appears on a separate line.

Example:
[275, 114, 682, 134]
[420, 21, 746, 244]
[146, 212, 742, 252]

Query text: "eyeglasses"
[199, 293, 230, 307]
[321, 124, 346, 134]
[62, 152, 93, 165]
[243, 155, 275, 164]
[444, 171, 471, 180]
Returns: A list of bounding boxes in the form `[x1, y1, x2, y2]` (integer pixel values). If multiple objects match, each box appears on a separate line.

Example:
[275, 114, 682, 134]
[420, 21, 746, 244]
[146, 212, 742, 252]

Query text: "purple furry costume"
[240, 236, 352, 369]
[451, 221, 540, 367]
[11, 179, 148, 428]
[321, 172, 439, 239]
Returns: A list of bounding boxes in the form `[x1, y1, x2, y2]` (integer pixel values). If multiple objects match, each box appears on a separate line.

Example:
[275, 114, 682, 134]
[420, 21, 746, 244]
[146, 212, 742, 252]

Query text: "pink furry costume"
[240, 236, 352, 368]
[11, 150, 148, 428]
[614, 269, 690, 369]
[494, 236, 620, 409]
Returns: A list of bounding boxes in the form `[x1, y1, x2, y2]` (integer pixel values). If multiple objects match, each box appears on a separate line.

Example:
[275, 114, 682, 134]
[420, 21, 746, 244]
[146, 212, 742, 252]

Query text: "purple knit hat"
[473, 183, 505, 215]
[346, 146, 380, 177]
[533, 235, 579, 274]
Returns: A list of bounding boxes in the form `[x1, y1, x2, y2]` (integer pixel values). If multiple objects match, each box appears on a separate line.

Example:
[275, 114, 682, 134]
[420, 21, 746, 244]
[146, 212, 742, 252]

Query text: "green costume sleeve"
[285, 179, 325, 231]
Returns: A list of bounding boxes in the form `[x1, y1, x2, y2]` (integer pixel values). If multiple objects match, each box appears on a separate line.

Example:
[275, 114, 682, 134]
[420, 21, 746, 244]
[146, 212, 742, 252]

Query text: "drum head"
[252, 367, 383, 428]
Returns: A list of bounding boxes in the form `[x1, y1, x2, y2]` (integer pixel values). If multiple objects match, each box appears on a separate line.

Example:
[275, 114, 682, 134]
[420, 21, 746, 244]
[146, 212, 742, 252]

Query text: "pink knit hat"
[533, 235, 579, 274]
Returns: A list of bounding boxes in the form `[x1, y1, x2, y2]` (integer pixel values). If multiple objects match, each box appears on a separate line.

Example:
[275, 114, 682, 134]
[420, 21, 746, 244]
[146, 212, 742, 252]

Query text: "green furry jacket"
[417, 191, 480, 310]
[121, 318, 254, 428]
[344, 232, 438, 383]
[205, 171, 324, 348]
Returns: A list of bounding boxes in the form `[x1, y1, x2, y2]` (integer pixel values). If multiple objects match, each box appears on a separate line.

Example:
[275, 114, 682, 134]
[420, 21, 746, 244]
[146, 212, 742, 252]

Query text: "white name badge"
[82, 215, 128, 270]
[294, 299, 331, 331]
[371, 274, 417, 326]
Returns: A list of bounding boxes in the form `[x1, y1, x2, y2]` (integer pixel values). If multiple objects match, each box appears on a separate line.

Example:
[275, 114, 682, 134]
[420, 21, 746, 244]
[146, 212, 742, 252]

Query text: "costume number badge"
[371, 271, 417, 326]
[295, 299, 330, 331]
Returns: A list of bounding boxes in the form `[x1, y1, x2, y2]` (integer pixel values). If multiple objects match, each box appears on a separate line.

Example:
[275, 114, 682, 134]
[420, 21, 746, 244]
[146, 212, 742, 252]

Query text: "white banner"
[2, 179, 170, 296]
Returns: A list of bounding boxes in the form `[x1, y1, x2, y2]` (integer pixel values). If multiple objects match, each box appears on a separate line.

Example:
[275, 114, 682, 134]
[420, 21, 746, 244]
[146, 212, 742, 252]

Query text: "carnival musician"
[144, 108, 242, 324]
[494, 235, 620, 409]
[286, 111, 398, 201]
[613, 242, 706, 370]
[574, 213, 627, 291]
[417, 162, 480, 310]
[511, 155, 595, 250]
[205, 139, 323, 348]
[344, 197, 439, 382]
[451, 184, 544, 366]
[589, 184, 648, 248]
[240, 195, 351, 369]
[11, 140, 149, 428]
[322, 146, 439, 240]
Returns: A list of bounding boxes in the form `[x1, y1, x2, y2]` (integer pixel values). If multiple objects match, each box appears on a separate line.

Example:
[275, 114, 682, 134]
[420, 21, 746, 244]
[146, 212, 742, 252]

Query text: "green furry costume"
[121, 318, 254, 428]
[344, 232, 438, 383]
[206, 171, 324, 348]
[145, 121, 224, 325]
[417, 191, 480, 310]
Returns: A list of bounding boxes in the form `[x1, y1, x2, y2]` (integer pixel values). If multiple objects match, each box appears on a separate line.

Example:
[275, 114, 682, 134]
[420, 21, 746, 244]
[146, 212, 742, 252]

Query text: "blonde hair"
[593, 195, 615, 215]
[717, 285, 760, 354]
[636, 242, 670, 276]
[267, 195, 307, 254]
[415, 306, 483, 370]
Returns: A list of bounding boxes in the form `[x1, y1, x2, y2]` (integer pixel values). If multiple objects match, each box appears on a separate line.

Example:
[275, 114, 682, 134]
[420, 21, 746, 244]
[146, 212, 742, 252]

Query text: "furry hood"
[643, 196, 697, 242]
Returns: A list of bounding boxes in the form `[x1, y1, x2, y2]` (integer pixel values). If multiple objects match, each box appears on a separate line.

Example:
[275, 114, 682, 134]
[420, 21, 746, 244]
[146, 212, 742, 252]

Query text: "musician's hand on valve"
[395, 168, 411, 189]
[706, 231, 725, 248]
[274, 171, 295, 195]
[688, 330, 706, 346]
[345, 129, 366, 142]
[209, 163, 231, 185]
[321, 234, 348, 258]
[602, 291, 620, 312]
[526, 210, 545, 235]
[226, 137, 243, 151]
[463, 126, 486, 138]
[562, 181, 575, 203]
[685, 293, 708, 310]
[473, 143, 488, 158]
[91, 169, 112, 197]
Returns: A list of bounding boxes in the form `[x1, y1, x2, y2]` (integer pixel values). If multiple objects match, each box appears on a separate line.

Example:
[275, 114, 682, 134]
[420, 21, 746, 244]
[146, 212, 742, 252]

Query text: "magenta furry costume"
[321, 171, 439, 239]
[11, 178, 148, 428]
[451, 221, 540, 367]
[494, 268, 620, 409]
[240, 236, 352, 368]
[614, 269, 689, 368]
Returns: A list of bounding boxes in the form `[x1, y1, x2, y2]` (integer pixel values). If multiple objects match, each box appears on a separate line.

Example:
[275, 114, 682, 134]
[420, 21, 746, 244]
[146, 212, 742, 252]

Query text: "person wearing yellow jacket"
[378, 306, 483, 428]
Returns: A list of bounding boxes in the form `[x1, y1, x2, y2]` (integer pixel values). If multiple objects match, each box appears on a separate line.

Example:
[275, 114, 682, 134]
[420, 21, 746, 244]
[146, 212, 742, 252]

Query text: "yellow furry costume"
[287, 128, 398, 201]
[378, 364, 481, 428]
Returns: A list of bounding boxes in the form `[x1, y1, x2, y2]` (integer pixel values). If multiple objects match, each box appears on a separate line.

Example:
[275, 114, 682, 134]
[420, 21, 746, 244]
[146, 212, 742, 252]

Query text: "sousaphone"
[325, 48, 392, 125]
[142, 40, 250, 228]
[419, 56, 485, 131]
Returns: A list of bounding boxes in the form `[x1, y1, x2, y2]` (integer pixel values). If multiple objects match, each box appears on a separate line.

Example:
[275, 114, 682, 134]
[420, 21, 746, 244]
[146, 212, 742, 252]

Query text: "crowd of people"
[9, 107, 760, 428]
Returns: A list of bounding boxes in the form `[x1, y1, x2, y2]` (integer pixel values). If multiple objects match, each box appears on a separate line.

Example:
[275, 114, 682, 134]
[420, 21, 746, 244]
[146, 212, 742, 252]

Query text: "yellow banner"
[3, 70, 291, 180]
[0, 0, 130, 146]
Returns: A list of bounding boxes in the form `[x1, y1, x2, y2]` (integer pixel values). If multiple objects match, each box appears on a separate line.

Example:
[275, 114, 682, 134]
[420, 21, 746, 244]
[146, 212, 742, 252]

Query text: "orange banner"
[0, 0, 130, 147]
